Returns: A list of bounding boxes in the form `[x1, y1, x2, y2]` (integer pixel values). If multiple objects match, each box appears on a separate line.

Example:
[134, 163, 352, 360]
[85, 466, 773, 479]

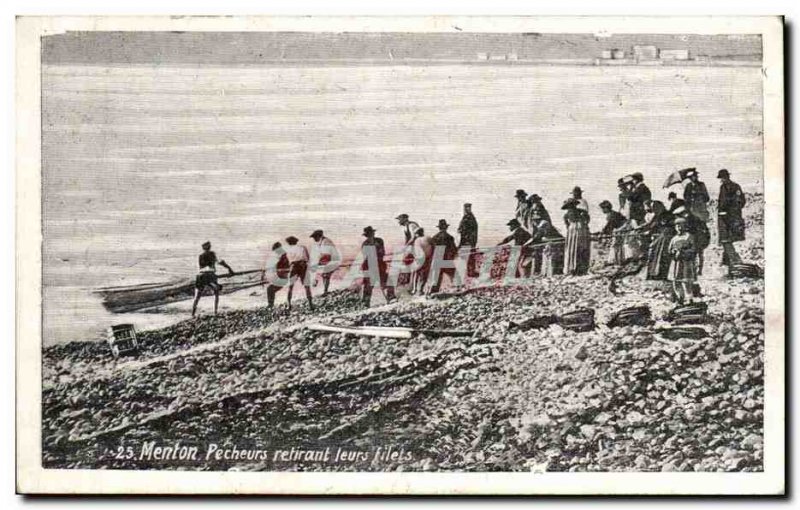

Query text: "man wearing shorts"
[284, 236, 314, 311]
[310, 229, 338, 296]
[192, 241, 235, 317]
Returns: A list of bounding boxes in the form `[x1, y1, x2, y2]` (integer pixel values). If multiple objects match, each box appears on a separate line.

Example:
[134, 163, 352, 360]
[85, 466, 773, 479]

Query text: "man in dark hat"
[717, 169, 746, 267]
[457, 203, 478, 248]
[498, 218, 533, 277]
[457, 203, 479, 278]
[429, 219, 459, 293]
[625, 172, 652, 223]
[310, 229, 338, 296]
[514, 189, 530, 225]
[683, 168, 710, 223]
[571, 186, 589, 217]
[598, 200, 627, 266]
[192, 241, 235, 317]
[360, 226, 396, 306]
[284, 236, 314, 311]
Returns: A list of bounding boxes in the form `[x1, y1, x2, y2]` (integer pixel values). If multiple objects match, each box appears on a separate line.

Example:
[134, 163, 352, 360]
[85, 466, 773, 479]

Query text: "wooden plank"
[306, 323, 412, 339]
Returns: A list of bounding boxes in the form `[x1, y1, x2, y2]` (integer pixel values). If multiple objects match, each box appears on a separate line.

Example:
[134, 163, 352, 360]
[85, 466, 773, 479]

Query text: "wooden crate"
[106, 324, 140, 358]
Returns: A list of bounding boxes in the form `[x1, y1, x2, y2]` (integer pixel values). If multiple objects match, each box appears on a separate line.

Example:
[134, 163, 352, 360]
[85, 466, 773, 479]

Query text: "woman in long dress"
[644, 201, 675, 280]
[528, 212, 564, 276]
[563, 199, 591, 275]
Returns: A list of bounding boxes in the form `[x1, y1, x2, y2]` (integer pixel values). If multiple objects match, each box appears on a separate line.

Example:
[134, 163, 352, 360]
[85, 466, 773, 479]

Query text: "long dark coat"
[645, 211, 675, 280]
[627, 183, 652, 223]
[683, 180, 710, 222]
[457, 213, 479, 247]
[717, 181, 746, 243]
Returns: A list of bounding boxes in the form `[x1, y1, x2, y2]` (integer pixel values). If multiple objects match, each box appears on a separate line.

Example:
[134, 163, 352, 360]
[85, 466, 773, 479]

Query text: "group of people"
[499, 168, 747, 303]
[191, 167, 748, 314]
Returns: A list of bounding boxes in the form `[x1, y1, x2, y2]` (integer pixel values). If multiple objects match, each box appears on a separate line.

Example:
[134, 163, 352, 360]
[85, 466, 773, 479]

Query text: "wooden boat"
[95, 270, 264, 314]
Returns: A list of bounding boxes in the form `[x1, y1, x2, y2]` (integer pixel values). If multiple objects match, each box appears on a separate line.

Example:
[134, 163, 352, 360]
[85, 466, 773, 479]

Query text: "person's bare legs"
[697, 252, 705, 275]
[191, 288, 202, 316]
[287, 281, 294, 311]
[213, 288, 220, 314]
[305, 285, 314, 311]
[322, 275, 331, 296]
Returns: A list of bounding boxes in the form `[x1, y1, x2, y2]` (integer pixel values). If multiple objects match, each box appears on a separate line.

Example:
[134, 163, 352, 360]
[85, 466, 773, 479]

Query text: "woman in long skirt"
[668, 218, 698, 303]
[645, 201, 675, 280]
[563, 199, 591, 275]
[530, 214, 564, 276]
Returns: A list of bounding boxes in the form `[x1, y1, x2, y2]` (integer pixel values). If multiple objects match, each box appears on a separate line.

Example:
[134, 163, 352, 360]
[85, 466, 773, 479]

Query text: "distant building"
[476, 52, 488, 60]
[489, 54, 507, 61]
[660, 49, 690, 61]
[633, 45, 659, 61]
[600, 48, 626, 60]
[507, 52, 518, 61]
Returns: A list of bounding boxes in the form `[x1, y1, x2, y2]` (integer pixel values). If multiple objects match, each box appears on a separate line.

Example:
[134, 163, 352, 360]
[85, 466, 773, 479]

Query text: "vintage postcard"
[16, 16, 784, 494]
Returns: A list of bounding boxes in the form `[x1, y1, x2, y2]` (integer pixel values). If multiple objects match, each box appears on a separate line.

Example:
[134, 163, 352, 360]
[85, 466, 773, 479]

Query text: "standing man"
[457, 203, 479, 278]
[410, 228, 434, 295]
[192, 241, 235, 317]
[514, 189, 530, 225]
[626, 172, 652, 224]
[361, 226, 396, 306]
[683, 168, 711, 223]
[717, 169, 747, 267]
[396, 213, 421, 288]
[284, 236, 314, 312]
[309, 229, 338, 296]
[429, 219, 459, 293]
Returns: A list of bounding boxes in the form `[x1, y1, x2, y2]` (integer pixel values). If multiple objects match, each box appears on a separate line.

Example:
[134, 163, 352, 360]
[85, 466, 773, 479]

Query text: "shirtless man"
[192, 241, 234, 317]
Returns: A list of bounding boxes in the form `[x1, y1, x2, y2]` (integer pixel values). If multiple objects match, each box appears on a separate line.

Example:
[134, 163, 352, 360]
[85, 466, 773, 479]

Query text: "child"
[668, 217, 698, 304]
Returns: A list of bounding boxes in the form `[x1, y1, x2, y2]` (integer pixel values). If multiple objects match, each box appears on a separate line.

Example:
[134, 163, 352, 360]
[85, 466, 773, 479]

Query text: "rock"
[661, 461, 679, 472]
[741, 433, 763, 450]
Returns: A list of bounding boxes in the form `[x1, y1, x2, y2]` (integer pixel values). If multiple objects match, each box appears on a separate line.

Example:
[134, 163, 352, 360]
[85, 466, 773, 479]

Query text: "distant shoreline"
[42, 58, 762, 69]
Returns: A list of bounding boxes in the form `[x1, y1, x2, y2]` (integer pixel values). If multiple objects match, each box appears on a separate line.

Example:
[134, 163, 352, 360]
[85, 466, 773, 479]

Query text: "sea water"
[41, 63, 763, 345]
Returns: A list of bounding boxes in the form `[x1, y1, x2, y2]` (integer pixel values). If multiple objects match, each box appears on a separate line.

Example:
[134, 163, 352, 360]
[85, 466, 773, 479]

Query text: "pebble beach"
[41, 194, 765, 472]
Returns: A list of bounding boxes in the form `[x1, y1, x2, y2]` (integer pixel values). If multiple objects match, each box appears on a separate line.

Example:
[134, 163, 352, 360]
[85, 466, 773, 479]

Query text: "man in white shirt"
[284, 236, 314, 311]
[309, 229, 339, 296]
[396, 213, 421, 244]
[396, 213, 421, 287]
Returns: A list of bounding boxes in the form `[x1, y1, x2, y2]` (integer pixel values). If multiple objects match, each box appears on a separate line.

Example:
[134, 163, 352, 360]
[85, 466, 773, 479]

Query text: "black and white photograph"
[15, 15, 785, 495]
